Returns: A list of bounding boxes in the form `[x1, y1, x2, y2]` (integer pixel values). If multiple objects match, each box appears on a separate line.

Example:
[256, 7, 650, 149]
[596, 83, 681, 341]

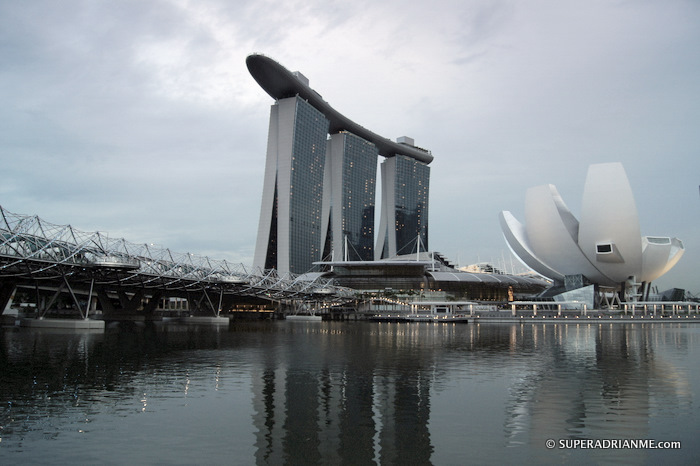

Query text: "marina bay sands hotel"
[247, 54, 432, 275]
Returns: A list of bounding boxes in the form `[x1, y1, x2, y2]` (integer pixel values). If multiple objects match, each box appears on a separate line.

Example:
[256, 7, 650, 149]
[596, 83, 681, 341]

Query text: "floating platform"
[179, 316, 230, 325]
[286, 315, 323, 321]
[20, 318, 105, 330]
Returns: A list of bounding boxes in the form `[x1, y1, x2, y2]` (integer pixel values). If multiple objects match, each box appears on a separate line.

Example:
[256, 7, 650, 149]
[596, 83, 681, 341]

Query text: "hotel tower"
[247, 55, 432, 274]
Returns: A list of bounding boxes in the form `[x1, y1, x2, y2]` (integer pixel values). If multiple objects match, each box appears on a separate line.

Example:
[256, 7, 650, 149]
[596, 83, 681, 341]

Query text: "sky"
[1, 0, 698, 294]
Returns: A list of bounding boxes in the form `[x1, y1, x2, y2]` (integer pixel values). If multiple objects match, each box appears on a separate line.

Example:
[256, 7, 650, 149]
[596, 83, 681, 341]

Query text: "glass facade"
[263, 185, 278, 270]
[255, 88, 431, 273]
[394, 155, 430, 255]
[287, 98, 329, 274]
[339, 132, 377, 261]
[257, 96, 330, 275]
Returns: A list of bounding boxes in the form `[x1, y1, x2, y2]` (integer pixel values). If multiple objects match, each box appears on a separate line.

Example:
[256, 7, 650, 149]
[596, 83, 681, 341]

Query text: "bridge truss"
[0, 205, 355, 319]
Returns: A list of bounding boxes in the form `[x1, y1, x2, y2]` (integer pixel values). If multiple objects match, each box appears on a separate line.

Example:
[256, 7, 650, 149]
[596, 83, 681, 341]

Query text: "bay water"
[1, 321, 698, 465]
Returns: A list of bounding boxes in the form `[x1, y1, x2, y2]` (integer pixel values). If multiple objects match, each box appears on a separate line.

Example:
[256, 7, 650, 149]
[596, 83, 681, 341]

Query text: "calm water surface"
[1, 321, 698, 465]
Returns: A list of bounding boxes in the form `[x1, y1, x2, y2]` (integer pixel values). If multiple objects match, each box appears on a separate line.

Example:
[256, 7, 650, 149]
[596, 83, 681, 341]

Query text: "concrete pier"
[20, 318, 105, 330]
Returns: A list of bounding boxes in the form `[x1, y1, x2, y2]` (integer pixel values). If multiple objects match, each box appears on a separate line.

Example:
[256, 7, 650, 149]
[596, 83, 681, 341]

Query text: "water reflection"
[249, 325, 435, 465]
[0, 322, 697, 465]
[499, 324, 695, 464]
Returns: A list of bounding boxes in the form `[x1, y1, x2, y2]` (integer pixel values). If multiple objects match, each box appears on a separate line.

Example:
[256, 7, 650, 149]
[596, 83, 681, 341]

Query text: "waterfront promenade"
[364, 298, 700, 323]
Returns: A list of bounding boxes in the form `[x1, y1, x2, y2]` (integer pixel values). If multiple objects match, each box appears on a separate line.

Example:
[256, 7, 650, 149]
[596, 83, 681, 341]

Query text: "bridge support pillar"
[0, 282, 16, 315]
[96, 287, 116, 314]
[98, 288, 165, 320]
[63, 275, 92, 319]
[118, 289, 145, 312]
[142, 291, 163, 316]
[189, 290, 222, 317]
[37, 283, 65, 318]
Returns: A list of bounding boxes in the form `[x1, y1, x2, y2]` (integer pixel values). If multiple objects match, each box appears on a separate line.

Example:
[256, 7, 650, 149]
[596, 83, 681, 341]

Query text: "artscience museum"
[499, 162, 685, 304]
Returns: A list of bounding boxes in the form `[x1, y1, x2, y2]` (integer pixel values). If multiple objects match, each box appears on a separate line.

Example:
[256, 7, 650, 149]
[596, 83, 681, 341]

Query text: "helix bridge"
[0, 205, 355, 321]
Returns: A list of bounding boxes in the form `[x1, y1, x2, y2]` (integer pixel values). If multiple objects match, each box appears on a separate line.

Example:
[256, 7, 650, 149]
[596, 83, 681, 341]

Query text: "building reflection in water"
[250, 324, 435, 464]
[247, 322, 692, 464]
[501, 323, 692, 463]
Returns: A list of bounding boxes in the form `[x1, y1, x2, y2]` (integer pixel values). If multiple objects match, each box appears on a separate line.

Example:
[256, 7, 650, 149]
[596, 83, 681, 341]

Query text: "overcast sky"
[1, 0, 698, 293]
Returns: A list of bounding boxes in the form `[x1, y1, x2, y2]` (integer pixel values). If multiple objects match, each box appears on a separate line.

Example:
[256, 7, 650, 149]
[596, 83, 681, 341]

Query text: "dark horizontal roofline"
[246, 54, 433, 164]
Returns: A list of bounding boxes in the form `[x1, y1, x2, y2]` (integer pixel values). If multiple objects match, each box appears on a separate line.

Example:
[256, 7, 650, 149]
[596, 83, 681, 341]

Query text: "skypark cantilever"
[246, 54, 433, 164]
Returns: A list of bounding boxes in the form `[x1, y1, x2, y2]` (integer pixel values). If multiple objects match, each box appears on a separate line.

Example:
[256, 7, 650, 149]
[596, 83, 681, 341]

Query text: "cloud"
[1, 0, 699, 292]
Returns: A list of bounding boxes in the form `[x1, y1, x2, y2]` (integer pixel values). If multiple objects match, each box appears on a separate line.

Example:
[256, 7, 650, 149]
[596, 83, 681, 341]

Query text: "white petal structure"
[578, 163, 643, 284]
[500, 162, 684, 288]
[499, 211, 564, 282]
